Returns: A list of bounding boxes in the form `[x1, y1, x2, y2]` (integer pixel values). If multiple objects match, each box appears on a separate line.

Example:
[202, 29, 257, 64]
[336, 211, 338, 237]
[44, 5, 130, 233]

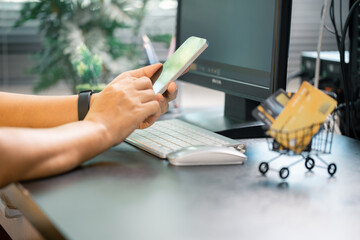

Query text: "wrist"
[83, 119, 114, 148]
[89, 92, 97, 109]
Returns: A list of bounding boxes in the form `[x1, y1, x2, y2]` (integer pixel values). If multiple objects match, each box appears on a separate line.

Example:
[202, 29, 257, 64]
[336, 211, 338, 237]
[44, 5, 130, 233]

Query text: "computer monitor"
[176, 0, 292, 138]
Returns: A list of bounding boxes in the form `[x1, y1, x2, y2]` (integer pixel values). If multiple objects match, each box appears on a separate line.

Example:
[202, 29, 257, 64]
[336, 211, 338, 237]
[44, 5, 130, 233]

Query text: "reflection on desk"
[1, 134, 360, 240]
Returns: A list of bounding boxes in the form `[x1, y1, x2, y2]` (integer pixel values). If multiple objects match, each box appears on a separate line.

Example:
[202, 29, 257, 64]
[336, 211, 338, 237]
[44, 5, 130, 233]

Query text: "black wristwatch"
[78, 90, 93, 121]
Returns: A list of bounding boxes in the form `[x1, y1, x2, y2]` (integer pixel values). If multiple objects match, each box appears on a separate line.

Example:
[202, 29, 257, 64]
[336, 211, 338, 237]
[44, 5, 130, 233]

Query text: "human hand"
[85, 64, 162, 145]
[158, 66, 189, 112]
[155, 82, 178, 115]
[146, 66, 190, 124]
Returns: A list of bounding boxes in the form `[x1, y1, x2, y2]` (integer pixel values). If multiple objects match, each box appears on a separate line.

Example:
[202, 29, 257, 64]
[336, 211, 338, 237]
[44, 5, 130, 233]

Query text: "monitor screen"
[177, 0, 292, 126]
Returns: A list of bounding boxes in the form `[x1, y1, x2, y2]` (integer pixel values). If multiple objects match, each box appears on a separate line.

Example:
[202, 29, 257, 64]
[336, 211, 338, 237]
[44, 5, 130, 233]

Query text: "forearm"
[0, 92, 81, 128]
[0, 120, 112, 188]
[0, 64, 166, 188]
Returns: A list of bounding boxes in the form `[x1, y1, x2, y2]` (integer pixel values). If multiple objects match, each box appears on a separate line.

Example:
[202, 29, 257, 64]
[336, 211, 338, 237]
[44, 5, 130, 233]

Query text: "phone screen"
[152, 36, 208, 94]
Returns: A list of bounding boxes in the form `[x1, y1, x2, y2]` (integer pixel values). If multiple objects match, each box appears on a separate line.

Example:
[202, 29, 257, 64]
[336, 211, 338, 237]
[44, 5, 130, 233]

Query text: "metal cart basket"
[259, 114, 337, 179]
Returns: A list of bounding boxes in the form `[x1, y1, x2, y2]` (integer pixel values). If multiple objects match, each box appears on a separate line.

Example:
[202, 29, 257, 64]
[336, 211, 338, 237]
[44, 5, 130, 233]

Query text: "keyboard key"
[125, 119, 240, 158]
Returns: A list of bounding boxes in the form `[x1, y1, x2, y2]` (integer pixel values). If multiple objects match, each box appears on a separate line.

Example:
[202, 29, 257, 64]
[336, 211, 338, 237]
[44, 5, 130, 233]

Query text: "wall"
[0, 0, 350, 88]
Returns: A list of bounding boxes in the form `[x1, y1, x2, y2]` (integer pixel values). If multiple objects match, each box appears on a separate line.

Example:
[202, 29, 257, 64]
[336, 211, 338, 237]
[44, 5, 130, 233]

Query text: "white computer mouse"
[167, 145, 247, 166]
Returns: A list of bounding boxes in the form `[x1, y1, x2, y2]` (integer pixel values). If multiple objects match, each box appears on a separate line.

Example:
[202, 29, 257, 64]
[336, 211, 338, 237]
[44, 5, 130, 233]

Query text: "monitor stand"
[177, 94, 266, 139]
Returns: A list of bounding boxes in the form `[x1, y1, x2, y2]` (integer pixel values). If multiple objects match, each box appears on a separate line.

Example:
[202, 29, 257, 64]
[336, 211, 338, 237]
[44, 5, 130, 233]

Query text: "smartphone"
[152, 36, 208, 94]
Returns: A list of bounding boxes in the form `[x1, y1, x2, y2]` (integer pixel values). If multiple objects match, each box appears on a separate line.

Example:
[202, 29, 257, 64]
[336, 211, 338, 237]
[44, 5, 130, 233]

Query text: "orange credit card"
[268, 81, 337, 153]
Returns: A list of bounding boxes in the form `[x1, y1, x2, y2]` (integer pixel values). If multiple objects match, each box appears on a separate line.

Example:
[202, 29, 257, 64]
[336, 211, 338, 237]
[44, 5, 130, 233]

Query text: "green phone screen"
[153, 36, 208, 94]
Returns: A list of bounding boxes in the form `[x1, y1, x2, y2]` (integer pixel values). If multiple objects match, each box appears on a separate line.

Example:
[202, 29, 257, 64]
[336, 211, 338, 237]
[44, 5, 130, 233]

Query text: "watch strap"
[78, 90, 93, 121]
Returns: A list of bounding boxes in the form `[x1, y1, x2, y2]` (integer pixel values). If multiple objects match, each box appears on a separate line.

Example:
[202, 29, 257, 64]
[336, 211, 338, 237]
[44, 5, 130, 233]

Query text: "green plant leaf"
[14, 0, 150, 94]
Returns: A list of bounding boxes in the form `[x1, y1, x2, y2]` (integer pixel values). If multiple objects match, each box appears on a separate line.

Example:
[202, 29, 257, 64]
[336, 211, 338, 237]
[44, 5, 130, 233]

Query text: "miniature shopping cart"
[258, 114, 337, 179]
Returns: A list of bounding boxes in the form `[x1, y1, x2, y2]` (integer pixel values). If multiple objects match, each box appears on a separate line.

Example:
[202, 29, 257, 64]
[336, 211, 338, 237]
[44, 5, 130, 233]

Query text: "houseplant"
[15, 0, 149, 93]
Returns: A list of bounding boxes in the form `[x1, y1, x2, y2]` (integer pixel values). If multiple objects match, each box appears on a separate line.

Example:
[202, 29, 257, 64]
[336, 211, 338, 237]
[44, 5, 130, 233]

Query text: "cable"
[339, 0, 360, 139]
[329, 0, 348, 129]
[340, 0, 343, 32]
[327, 0, 359, 139]
[336, 99, 360, 137]
[343, 1, 359, 139]
[321, 4, 341, 38]
[329, 0, 341, 50]
[315, 0, 330, 89]
[333, 0, 349, 136]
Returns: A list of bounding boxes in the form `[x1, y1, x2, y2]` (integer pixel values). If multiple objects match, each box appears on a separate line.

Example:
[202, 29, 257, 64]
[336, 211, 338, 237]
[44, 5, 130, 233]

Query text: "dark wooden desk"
[2, 134, 360, 240]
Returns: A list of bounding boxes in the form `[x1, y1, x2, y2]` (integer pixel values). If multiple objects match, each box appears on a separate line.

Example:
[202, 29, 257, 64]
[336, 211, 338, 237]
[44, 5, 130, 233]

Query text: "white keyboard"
[125, 119, 240, 158]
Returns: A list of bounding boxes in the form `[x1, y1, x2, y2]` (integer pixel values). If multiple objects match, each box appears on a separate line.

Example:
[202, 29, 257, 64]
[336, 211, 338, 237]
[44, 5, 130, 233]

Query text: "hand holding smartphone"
[152, 36, 209, 94]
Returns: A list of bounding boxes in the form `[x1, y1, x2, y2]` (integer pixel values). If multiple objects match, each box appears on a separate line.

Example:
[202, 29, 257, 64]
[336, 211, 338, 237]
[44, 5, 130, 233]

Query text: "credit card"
[252, 89, 291, 128]
[268, 81, 337, 153]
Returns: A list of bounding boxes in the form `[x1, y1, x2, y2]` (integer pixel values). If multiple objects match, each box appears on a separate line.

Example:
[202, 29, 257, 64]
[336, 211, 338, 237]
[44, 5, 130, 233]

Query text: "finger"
[167, 82, 177, 93]
[140, 114, 159, 129]
[156, 94, 169, 114]
[182, 67, 190, 75]
[125, 63, 163, 78]
[134, 77, 153, 90]
[139, 89, 157, 103]
[150, 65, 163, 84]
[163, 82, 178, 102]
[141, 101, 161, 121]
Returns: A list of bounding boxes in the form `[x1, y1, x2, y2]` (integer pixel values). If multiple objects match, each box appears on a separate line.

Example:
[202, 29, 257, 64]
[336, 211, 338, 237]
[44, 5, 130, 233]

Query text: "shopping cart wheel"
[305, 157, 315, 170]
[279, 167, 289, 179]
[328, 163, 337, 176]
[259, 162, 269, 175]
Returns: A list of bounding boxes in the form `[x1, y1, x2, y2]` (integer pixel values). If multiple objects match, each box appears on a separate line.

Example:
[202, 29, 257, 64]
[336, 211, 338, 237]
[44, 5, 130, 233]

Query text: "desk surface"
[2, 134, 360, 240]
